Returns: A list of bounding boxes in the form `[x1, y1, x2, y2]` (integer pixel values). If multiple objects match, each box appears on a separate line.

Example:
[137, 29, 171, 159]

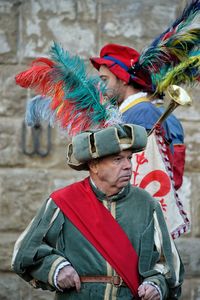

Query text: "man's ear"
[122, 81, 127, 85]
[88, 160, 99, 174]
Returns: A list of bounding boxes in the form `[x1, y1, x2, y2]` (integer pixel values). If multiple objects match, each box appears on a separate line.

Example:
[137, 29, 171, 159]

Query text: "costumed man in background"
[12, 123, 184, 300]
[90, 0, 200, 238]
[12, 43, 184, 299]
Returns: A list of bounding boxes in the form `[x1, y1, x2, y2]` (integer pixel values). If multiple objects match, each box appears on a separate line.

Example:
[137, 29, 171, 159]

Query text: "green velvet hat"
[67, 124, 147, 171]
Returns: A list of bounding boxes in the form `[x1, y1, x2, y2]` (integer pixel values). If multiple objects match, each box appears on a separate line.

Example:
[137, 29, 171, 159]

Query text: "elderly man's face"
[99, 65, 126, 105]
[90, 150, 132, 195]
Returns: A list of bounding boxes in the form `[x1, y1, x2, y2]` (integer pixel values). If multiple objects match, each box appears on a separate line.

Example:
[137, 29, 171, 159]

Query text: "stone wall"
[0, 0, 199, 299]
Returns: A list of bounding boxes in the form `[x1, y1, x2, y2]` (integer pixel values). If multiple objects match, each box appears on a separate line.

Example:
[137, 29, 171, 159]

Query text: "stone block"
[77, 0, 97, 20]
[0, 273, 54, 300]
[18, 0, 97, 59]
[48, 169, 88, 191]
[0, 273, 22, 300]
[0, 167, 87, 232]
[0, 169, 50, 231]
[174, 87, 200, 122]
[0, 1, 19, 63]
[34, 0, 76, 18]
[181, 278, 200, 300]
[100, 0, 177, 42]
[32, 288, 54, 300]
[0, 119, 26, 167]
[188, 173, 200, 237]
[46, 22, 97, 57]
[0, 65, 28, 118]
[0, 233, 18, 272]
[176, 238, 200, 277]
[183, 122, 200, 172]
[0, 117, 70, 169]
[178, 172, 200, 237]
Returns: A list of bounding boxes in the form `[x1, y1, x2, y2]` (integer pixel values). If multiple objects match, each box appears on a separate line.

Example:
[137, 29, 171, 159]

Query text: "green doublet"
[12, 181, 184, 300]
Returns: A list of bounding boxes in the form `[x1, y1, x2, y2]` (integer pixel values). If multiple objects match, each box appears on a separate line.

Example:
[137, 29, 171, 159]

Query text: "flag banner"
[131, 131, 190, 239]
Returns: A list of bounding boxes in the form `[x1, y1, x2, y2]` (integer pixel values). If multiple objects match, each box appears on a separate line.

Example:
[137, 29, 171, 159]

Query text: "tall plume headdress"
[16, 43, 122, 136]
[129, 0, 200, 94]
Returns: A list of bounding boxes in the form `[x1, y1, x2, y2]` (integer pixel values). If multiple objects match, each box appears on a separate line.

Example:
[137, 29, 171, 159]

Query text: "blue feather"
[152, 0, 200, 47]
[21, 42, 122, 134]
[25, 96, 56, 126]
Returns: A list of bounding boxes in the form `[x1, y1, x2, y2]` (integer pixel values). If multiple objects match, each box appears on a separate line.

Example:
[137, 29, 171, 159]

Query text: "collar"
[89, 177, 130, 202]
[151, 98, 164, 106]
[119, 92, 148, 113]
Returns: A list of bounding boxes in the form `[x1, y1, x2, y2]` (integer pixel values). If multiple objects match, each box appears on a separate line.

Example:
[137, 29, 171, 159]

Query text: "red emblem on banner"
[131, 132, 189, 238]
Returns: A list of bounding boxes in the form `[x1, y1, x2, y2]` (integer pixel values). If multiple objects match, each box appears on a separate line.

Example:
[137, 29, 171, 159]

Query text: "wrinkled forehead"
[96, 149, 133, 163]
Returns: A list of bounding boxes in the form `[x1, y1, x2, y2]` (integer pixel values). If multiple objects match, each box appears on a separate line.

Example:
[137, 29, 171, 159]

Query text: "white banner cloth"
[131, 132, 190, 239]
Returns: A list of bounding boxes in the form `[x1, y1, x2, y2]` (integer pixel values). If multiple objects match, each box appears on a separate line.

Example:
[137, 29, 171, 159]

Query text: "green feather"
[50, 42, 114, 125]
[156, 53, 200, 93]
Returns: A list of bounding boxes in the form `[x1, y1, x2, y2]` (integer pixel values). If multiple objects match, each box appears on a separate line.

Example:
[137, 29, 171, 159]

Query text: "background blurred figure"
[90, 43, 190, 238]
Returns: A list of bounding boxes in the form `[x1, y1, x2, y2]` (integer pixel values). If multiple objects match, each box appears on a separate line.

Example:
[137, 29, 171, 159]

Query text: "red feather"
[51, 83, 65, 110]
[15, 58, 55, 95]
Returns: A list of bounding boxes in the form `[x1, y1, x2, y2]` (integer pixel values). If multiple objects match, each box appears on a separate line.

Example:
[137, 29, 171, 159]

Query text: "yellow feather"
[156, 55, 200, 93]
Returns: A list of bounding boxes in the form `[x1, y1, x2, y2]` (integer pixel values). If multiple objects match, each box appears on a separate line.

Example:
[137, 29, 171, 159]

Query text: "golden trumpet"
[148, 85, 192, 136]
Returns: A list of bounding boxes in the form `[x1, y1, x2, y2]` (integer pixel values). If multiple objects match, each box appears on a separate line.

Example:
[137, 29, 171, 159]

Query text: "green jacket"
[12, 180, 184, 300]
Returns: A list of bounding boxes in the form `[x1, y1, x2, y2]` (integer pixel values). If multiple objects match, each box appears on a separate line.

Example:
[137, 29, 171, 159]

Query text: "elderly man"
[12, 124, 184, 300]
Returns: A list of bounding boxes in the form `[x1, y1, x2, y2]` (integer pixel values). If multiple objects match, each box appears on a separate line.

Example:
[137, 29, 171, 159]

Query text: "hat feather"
[155, 51, 200, 93]
[16, 42, 122, 136]
[128, 0, 200, 93]
[138, 0, 200, 70]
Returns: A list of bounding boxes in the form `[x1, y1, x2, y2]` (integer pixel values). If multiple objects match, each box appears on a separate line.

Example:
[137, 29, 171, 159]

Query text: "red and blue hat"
[90, 43, 152, 90]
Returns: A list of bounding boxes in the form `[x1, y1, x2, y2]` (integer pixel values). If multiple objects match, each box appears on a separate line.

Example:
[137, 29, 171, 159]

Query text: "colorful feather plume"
[138, 0, 200, 69]
[130, 0, 200, 92]
[155, 52, 200, 93]
[16, 43, 122, 136]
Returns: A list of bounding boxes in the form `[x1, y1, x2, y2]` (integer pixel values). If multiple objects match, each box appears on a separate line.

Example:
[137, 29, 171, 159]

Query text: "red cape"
[51, 177, 140, 297]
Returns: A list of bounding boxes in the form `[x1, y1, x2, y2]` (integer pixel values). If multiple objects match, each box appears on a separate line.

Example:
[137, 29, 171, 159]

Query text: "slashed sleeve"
[11, 198, 69, 291]
[139, 202, 184, 299]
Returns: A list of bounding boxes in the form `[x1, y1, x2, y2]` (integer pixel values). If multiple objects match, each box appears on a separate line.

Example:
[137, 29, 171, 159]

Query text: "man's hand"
[138, 283, 160, 300]
[57, 265, 81, 291]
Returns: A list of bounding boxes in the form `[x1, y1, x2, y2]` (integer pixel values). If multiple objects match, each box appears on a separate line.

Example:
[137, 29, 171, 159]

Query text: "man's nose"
[123, 159, 132, 169]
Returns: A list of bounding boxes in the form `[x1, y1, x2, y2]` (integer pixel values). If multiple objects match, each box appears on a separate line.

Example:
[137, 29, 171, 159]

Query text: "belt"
[80, 275, 126, 287]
